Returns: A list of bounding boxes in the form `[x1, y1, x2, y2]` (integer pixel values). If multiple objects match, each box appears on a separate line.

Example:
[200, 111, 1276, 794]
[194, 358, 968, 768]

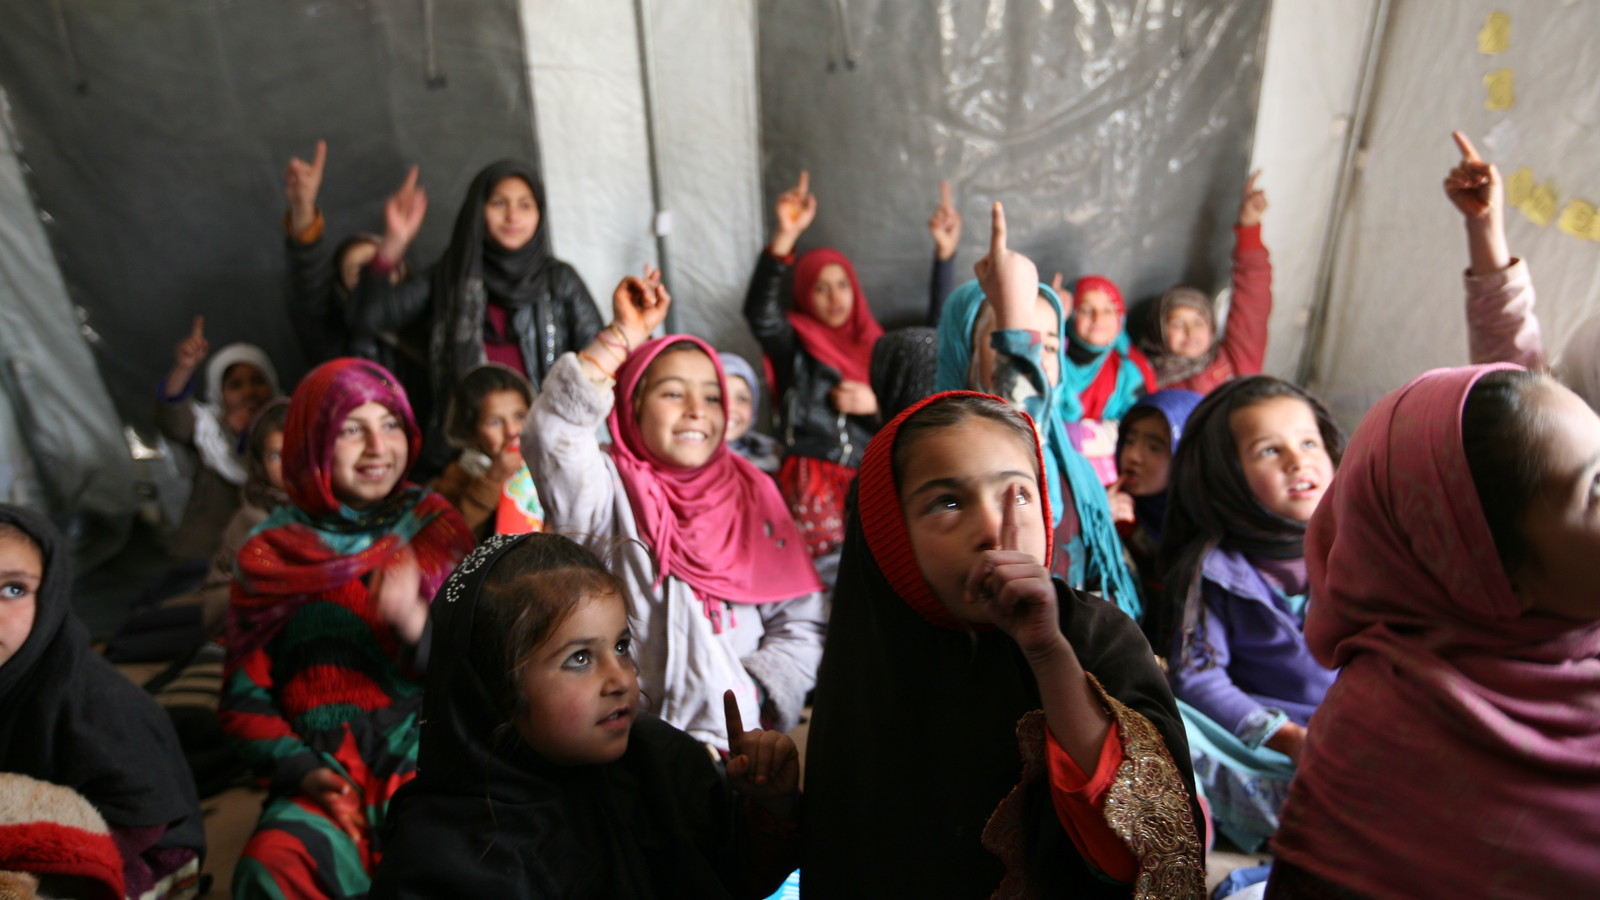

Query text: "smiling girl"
[370, 533, 801, 898]
[221, 359, 472, 899]
[525, 273, 824, 751]
[1149, 375, 1344, 851]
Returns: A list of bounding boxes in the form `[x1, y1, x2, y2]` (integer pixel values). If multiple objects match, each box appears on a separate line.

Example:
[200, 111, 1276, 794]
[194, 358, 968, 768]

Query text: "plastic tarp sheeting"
[0, 0, 541, 434]
[757, 0, 1270, 328]
[1306, 1, 1600, 423]
[0, 92, 134, 543]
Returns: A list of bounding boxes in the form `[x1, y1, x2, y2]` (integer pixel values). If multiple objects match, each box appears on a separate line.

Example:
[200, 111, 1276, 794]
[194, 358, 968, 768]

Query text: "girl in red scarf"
[221, 358, 472, 900]
[526, 271, 825, 751]
[743, 171, 884, 567]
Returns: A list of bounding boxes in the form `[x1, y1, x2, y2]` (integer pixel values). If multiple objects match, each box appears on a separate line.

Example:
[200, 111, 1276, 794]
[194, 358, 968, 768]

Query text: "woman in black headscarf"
[369, 532, 799, 899]
[0, 505, 204, 898]
[348, 161, 605, 444]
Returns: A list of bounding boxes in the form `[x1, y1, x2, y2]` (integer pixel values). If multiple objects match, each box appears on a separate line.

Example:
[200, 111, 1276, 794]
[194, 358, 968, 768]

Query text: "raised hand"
[769, 171, 818, 257]
[928, 180, 962, 261]
[1238, 170, 1267, 227]
[964, 486, 1062, 657]
[723, 690, 800, 821]
[828, 380, 879, 417]
[611, 264, 672, 349]
[973, 202, 1041, 332]
[378, 165, 427, 264]
[1444, 131, 1501, 220]
[1049, 271, 1073, 314]
[372, 546, 427, 645]
[299, 768, 366, 841]
[173, 315, 209, 372]
[285, 139, 327, 235]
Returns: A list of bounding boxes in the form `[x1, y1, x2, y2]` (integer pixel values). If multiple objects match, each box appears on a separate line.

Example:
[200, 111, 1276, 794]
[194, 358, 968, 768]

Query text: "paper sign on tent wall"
[1478, 12, 1510, 55]
[1484, 68, 1515, 110]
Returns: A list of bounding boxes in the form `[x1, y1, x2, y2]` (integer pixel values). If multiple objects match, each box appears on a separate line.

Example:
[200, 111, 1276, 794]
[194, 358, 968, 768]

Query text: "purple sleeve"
[1168, 593, 1270, 739]
[1465, 258, 1545, 369]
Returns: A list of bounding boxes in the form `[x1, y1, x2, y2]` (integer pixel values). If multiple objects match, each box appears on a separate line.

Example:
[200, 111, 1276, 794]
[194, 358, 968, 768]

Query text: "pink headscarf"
[789, 248, 883, 384]
[1272, 365, 1600, 898]
[608, 336, 822, 619]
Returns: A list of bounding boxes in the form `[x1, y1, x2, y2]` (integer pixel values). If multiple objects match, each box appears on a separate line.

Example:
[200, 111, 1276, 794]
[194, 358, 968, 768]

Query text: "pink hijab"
[1272, 365, 1600, 898]
[608, 336, 822, 617]
[789, 248, 883, 384]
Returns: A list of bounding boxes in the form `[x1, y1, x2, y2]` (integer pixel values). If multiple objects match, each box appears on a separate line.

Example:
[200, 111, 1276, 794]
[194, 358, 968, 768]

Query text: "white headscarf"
[1554, 315, 1600, 413]
[193, 343, 280, 485]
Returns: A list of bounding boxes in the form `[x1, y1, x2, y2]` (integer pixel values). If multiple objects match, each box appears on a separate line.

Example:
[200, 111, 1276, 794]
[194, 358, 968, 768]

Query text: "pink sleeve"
[1217, 223, 1272, 377]
[1044, 722, 1139, 883]
[1465, 258, 1546, 369]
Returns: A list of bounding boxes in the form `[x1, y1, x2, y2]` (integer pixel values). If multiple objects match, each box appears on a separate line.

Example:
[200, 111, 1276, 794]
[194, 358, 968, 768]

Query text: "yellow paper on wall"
[1520, 181, 1558, 227]
[1478, 12, 1510, 55]
[1506, 167, 1535, 207]
[1484, 69, 1515, 111]
[1557, 200, 1596, 241]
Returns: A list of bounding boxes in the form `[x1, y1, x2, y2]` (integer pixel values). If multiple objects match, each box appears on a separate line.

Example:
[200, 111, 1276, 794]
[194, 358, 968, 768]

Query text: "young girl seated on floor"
[155, 317, 280, 560]
[221, 359, 473, 899]
[1139, 172, 1273, 396]
[803, 392, 1204, 898]
[0, 505, 205, 900]
[1268, 366, 1600, 898]
[432, 363, 544, 540]
[370, 532, 800, 898]
[526, 271, 825, 750]
[718, 352, 784, 475]
[1108, 390, 1203, 596]
[1150, 376, 1344, 851]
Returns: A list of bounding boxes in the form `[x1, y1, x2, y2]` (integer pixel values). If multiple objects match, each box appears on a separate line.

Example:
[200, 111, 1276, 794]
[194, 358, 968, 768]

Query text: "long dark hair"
[1461, 369, 1549, 578]
[1148, 376, 1345, 660]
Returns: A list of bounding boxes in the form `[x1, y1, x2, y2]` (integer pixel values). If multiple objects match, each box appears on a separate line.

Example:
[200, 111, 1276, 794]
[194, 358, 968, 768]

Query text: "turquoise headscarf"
[933, 280, 1142, 621]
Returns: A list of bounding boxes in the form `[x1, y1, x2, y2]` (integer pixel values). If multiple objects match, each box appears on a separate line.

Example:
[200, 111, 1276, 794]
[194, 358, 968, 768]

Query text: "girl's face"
[810, 263, 855, 328]
[1230, 396, 1334, 523]
[262, 430, 286, 493]
[0, 533, 41, 670]
[1165, 306, 1214, 359]
[972, 297, 1061, 389]
[1073, 288, 1122, 347]
[475, 389, 529, 457]
[725, 376, 754, 443]
[636, 350, 725, 469]
[1505, 383, 1600, 620]
[330, 401, 409, 509]
[222, 363, 274, 423]
[484, 177, 541, 252]
[1118, 414, 1173, 497]
[514, 592, 637, 765]
[899, 417, 1047, 623]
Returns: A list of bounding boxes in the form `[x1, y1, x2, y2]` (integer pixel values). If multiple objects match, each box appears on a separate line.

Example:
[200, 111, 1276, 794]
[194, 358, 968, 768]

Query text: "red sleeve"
[1217, 223, 1272, 376]
[1045, 722, 1139, 883]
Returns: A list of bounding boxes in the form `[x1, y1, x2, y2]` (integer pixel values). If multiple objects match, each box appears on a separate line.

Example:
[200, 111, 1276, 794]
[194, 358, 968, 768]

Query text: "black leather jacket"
[742, 251, 876, 468]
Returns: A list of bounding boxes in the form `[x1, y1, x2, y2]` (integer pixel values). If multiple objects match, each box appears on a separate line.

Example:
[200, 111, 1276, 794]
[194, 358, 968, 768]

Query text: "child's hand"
[965, 486, 1063, 658]
[1265, 721, 1307, 763]
[1237, 170, 1267, 227]
[1444, 131, 1501, 221]
[828, 380, 879, 417]
[173, 315, 209, 373]
[299, 767, 366, 840]
[723, 690, 800, 821]
[285, 139, 327, 235]
[769, 171, 818, 257]
[372, 546, 428, 644]
[928, 179, 962, 261]
[1049, 271, 1072, 314]
[379, 165, 427, 264]
[610, 264, 672, 349]
[973, 203, 1041, 333]
[487, 437, 523, 484]
[1106, 477, 1136, 525]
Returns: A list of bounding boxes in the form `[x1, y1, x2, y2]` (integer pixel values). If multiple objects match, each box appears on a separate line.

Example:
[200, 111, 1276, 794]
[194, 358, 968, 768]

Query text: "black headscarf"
[802, 394, 1201, 899]
[427, 161, 555, 406]
[0, 505, 203, 850]
[868, 326, 939, 421]
[370, 533, 761, 900]
[1151, 376, 1345, 657]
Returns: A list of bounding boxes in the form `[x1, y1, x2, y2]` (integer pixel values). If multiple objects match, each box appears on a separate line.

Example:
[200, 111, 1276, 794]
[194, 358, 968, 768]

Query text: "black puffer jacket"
[742, 251, 875, 468]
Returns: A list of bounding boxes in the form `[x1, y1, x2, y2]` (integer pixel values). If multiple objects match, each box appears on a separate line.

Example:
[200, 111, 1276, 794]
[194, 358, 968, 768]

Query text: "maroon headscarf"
[1273, 365, 1600, 897]
[608, 336, 821, 617]
[788, 248, 883, 384]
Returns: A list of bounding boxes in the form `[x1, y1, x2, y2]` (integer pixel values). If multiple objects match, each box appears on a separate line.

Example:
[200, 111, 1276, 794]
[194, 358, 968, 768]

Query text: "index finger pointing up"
[795, 170, 810, 197]
[989, 202, 1007, 258]
[311, 139, 327, 171]
[1452, 131, 1482, 164]
[939, 179, 953, 209]
[1000, 485, 1020, 552]
[190, 315, 205, 339]
[722, 689, 745, 742]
